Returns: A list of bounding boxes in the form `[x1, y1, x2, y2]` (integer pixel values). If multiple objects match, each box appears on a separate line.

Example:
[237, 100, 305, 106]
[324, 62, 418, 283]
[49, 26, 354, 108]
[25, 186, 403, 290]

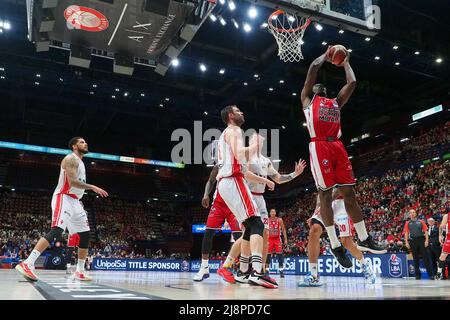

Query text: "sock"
[201, 259, 209, 269]
[76, 259, 85, 272]
[358, 258, 367, 266]
[310, 263, 318, 277]
[325, 226, 341, 249]
[223, 255, 234, 268]
[24, 249, 41, 266]
[240, 255, 250, 273]
[354, 221, 369, 241]
[251, 254, 263, 273]
[438, 260, 445, 273]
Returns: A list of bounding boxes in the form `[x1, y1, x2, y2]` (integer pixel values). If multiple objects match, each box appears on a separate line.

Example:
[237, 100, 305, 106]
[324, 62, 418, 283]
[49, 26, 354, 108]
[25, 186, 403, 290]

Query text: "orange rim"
[268, 10, 311, 33]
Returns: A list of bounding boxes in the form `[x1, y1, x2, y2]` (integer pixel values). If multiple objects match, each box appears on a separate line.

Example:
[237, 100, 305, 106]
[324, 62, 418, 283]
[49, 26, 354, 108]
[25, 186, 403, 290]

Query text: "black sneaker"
[357, 235, 387, 254]
[434, 272, 442, 280]
[248, 270, 278, 289]
[330, 245, 353, 268]
[279, 270, 285, 278]
[234, 270, 251, 284]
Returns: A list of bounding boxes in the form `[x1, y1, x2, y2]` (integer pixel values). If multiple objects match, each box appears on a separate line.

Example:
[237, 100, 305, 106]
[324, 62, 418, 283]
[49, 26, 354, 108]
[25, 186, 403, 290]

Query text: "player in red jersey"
[267, 209, 288, 277]
[300, 48, 385, 268]
[435, 213, 449, 280]
[193, 164, 243, 282]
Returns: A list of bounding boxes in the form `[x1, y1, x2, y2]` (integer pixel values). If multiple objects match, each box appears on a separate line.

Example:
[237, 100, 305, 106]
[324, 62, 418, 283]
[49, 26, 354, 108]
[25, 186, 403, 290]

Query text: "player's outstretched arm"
[336, 54, 356, 108]
[301, 50, 330, 108]
[63, 156, 108, 197]
[244, 171, 275, 191]
[201, 165, 218, 208]
[268, 159, 307, 184]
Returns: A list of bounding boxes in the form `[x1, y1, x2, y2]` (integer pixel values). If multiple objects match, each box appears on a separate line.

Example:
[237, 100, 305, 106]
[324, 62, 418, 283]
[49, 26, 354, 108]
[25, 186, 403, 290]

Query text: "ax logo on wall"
[64, 5, 109, 32]
[388, 254, 402, 278]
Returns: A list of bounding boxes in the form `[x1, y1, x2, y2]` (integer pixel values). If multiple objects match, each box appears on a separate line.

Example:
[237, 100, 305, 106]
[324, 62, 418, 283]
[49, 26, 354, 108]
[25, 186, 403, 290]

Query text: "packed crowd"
[1, 123, 449, 263]
[277, 160, 449, 256]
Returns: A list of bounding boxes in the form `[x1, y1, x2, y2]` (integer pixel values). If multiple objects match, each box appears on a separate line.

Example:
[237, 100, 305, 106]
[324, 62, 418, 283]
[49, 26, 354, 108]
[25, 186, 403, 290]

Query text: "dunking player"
[267, 209, 288, 278]
[16, 137, 108, 281]
[215, 105, 277, 288]
[193, 164, 243, 282]
[301, 48, 385, 268]
[299, 189, 377, 287]
[435, 213, 449, 280]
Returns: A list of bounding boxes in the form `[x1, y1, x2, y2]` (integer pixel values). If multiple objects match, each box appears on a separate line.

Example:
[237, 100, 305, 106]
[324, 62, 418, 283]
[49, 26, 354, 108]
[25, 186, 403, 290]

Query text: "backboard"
[249, 0, 380, 36]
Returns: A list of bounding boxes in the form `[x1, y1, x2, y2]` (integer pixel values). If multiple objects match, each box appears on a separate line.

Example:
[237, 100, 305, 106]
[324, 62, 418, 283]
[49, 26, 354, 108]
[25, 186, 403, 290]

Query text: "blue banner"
[92, 258, 191, 272]
[93, 253, 407, 278]
[191, 224, 231, 233]
[0, 140, 184, 169]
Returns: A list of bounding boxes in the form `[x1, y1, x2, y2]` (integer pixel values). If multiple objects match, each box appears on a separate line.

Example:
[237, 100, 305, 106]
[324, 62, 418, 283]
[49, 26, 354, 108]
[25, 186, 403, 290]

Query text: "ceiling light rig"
[248, 6, 258, 19]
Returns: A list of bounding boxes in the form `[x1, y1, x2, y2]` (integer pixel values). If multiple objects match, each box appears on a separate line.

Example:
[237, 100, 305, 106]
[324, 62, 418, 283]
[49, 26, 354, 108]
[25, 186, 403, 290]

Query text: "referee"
[404, 209, 434, 280]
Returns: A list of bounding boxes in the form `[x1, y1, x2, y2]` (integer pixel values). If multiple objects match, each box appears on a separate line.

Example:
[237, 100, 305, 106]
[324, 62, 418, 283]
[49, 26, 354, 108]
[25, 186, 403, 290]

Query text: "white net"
[268, 11, 311, 63]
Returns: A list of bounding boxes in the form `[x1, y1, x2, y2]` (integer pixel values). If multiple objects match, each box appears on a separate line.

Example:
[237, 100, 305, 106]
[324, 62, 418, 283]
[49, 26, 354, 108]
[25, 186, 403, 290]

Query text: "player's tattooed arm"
[269, 159, 307, 184]
[301, 49, 330, 108]
[62, 156, 109, 197]
[63, 156, 94, 190]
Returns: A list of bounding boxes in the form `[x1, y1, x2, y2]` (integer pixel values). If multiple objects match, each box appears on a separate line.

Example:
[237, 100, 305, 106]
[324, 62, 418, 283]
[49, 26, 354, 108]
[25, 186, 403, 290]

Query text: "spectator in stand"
[404, 209, 434, 279]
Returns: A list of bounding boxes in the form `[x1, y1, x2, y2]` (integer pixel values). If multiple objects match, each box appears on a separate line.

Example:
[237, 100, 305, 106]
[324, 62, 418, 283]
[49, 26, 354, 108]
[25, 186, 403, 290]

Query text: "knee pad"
[243, 227, 251, 241]
[201, 229, 216, 254]
[78, 231, 90, 249]
[232, 231, 242, 241]
[247, 216, 264, 237]
[44, 227, 64, 243]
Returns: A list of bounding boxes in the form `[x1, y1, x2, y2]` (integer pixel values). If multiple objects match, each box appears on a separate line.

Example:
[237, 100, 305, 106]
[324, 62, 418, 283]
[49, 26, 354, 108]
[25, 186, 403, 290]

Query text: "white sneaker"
[15, 262, 39, 281]
[73, 271, 92, 281]
[193, 267, 210, 282]
[362, 262, 376, 284]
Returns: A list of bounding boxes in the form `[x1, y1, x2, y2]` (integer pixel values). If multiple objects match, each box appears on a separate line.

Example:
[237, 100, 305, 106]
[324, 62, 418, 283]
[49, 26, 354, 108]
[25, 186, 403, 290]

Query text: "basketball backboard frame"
[244, 0, 380, 36]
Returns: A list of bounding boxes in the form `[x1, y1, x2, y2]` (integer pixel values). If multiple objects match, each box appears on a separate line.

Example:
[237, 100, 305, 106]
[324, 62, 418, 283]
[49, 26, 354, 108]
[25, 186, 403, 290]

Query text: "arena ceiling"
[0, 0, 449, 164]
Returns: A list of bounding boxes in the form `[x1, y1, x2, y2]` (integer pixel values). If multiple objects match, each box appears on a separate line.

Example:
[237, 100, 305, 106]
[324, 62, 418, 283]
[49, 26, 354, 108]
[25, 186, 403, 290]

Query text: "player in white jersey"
[299, 188, 377, 287]
[243, 133, 306, 280]
[16, 137, 108, 282]
[215, 105, 277, 288]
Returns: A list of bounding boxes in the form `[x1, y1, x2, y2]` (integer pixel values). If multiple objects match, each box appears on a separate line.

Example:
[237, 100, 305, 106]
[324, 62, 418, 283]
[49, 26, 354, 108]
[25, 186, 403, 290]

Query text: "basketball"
[327, 45, 348, 66]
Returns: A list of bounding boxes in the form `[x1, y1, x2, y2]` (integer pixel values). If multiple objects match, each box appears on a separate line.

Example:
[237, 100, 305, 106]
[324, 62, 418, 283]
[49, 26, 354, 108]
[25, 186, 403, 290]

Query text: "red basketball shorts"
[309, 140, 356, 191]
[206, 191, 241, 232]
[443, 234, 450, 254]
[268, 237, 282, 254]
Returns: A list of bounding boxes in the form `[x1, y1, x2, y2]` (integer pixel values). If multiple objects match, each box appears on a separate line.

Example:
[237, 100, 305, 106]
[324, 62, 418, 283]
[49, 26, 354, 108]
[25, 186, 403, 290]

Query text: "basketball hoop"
[268, 10, 311, 63]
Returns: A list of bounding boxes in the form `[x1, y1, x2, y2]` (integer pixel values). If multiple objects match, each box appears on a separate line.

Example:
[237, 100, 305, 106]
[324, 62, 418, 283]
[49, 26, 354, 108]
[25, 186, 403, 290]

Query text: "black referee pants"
[410, 237, 433, 278]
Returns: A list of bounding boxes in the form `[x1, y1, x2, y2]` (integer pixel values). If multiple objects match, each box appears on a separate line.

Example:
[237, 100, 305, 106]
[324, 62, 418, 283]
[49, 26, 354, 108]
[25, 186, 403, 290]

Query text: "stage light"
[248, 6, 258, 19]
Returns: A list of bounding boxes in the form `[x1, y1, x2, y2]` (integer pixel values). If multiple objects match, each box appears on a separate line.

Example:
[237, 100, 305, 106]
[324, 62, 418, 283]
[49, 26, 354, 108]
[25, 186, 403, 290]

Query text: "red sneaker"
[15, 262, 39, 282]
[73, 271, 92, 281]
[217, 267, 236, 283]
